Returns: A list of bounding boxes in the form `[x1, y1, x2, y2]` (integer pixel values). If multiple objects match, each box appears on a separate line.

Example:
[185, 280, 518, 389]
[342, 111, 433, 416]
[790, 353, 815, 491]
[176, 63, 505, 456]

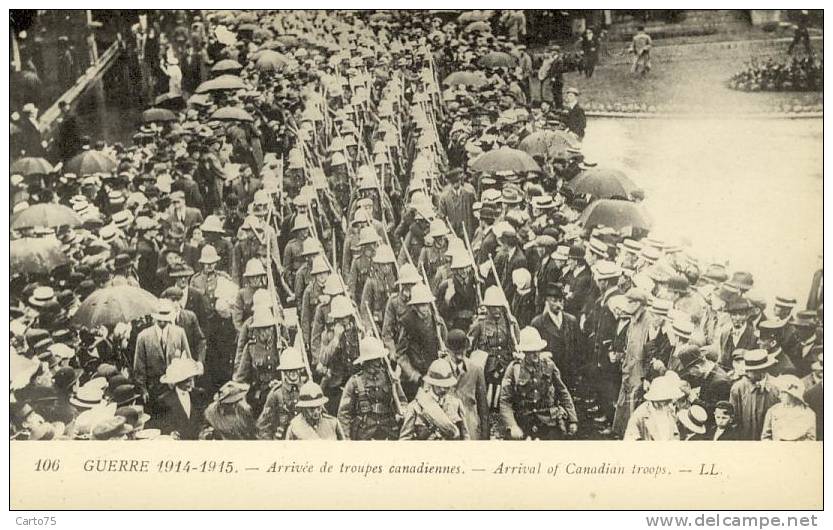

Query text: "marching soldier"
[318, 295, 362, 415]
[396, 282, 449, 400]
[190, 244, 233, 310]
[360, 244, 398, 332]
[232, 258, 268, 331]
[347, 226, 381, 302]
[233, 300, 282, 416]
[256, 347, 308, 440]
[500, 327, 578, 440]
[400, 359, 469, 440]
[293, 238, 324, 307]
[435, 247, 479, 332]
[470, 286, 519, 409]
[418, 218, 451, 290]
[338, 337, 406, 440]
[299, 255, 331, 347]
[381, 263, 421, 356]
[286, 382, 346, 440]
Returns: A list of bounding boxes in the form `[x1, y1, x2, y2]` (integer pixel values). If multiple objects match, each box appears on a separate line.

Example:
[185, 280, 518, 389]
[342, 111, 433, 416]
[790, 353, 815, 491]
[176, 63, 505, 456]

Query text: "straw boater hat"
[296, 382, 328, 408]
[742, 349, 776, 371]
[422, 359, 458, 387]
[152, 300, 176, 322]
[677, 405, 708, 434]
[160, 357, 204, 385]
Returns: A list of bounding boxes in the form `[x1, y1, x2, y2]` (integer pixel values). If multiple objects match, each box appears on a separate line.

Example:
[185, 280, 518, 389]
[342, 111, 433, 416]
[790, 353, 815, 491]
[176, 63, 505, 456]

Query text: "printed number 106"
[35, 459, 61, 471]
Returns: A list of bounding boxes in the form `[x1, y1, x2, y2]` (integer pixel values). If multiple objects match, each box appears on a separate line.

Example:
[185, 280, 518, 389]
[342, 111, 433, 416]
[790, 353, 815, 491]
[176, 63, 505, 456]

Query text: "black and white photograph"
[7, 4, 824, 513]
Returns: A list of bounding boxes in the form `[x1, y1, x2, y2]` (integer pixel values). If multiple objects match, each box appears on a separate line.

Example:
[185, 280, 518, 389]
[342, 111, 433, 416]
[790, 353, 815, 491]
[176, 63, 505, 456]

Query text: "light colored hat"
[296, 382, 328, 408]
[250, 305, 275, 328]
[323, 274, 345, 296]
[310, 254, 331, 275]
[397, 264, 422, 285]
[512, 268, 532, 290]
[243, 258, 266, 277]
[301, 238, 323, 257]
[774, 374, 806, 403]
[408, 283, 435, 305]
[160, 357, 203, 385]
[354, 336, 389, 365]
[200, 215, 226, 233]
[292, 215, 312, 232]
[427, 218, 450, 238]
[774, 295, 797, 309]
[677, 405, 708, 434]
[671, 318, 695, 339]
[10, 353, 40, 390]
[482, 285, 507, 307]
[29, 286, 56, 307]
[518, 327, 548, 353]
[449, 249, 473, 270]
[423, 359, 458, 387]
[358, 226, 382, 246]
[69, 382, 105, 409]
[198, 244, 221, 264]
[643, 375, 685, 401]
[329, 295, 354, 319]
[592, 260, 622, 280]
[743, 349, 777, 371]
[278, 347, 306, 371]
[372, 244, 396, 264]
[152, 300, 175, 322]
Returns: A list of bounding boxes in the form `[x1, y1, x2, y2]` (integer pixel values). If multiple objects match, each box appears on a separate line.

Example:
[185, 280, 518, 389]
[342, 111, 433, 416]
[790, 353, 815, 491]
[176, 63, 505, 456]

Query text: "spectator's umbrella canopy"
[478, 51, 516, 69]
[72, 286, 160, 328]
[579, 199, 653, 231]
[517, 129, 574, 159]
[254, 50, 294, 72]
[442, 70, 488, 88]
[458, 10, 493, 23]
[65, 150, 117, 176]
[567, 167, 640, 200]
[464, 21, 492, 33]
[210, 59, 244, 74]
[11, 237, 69, 275]
[211, 106, 254, 122]
[11, 203, 82, 230]
[195, 74, 247, 93]
[142, 107, 178, 123]
[10, 156, 54, 176]
[470, 146, 541, 174]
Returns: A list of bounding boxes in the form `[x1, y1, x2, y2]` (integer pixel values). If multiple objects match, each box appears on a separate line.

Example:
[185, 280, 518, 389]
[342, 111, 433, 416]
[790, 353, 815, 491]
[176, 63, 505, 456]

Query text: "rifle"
[418, 261, 447, 356]
[488, 256, 522, 349]
[365, 301, 403, 417]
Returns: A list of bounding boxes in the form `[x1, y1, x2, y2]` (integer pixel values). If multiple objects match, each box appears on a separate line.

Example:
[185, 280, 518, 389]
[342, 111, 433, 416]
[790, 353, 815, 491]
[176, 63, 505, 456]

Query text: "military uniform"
[338, 366, 405, 440]
[417, 244, 446, 292]
[190, 269, 232, 310]
[399, 389, 469, 440]
[233, 328, 281, 414]
[256, 382, 301, 440]
[500, 355, 578, 440]
[285, 413, 345, 440]
[381, 293, 409, 357]
[470, 315, 515, 389]
[319, 326, 361, 413]
[360, 271, 395, 332]
[347, 255, 373, 302]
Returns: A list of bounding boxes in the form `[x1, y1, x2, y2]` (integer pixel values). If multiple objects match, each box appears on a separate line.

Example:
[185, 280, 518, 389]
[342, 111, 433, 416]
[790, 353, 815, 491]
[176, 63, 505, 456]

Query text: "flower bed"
[728, 56, 823, 92]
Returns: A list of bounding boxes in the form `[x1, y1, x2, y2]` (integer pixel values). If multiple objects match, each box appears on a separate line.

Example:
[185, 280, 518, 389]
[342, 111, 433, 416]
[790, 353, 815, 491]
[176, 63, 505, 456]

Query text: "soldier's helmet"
[296, 382, 328, 408]
[353, 336, 388, 365]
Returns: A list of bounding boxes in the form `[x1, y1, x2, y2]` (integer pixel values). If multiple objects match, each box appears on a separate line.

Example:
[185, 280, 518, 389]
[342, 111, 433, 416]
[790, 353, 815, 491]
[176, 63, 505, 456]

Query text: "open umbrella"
[154, 93, 185, 110]
[255, 50, 293, 72]
[478, 51, 516, 69]
[237, 23, 258, 33]
[567, 167, 640, 200]
[442, 70, 487, 87]
[518, 129, 575, 159]
[211, 106, 254, 122]
[458, 10, 492, 23]
[235, 12, 258, 24]
[187, 93, 212, 107]
[470, 146, 542, 174]
[65, 149, 117, 176]
[142, 107, 177, 123]
[464, 21, 492, 33]
[195, 74, 247, 93]
[11, 237, 68, 275]
[72, 286, 159, 328]
[578, 199, 653, 231]
[11, 203, 83, 230]
[210, 59, 243, 74]
[11, 157, 54, 177]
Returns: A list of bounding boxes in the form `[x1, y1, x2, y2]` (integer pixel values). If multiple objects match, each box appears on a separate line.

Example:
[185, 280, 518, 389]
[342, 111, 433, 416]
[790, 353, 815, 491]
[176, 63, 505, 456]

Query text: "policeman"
[256, 347, 309, 440]
[338, 337, 406, 440]
[500, 327, 578, 440]
[319, 295, 362, 415]
[233, 301, 282, 416]
[286, 382, 345, 440]
[470, 286, 519, 408]
[400, 359, 469, 440]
